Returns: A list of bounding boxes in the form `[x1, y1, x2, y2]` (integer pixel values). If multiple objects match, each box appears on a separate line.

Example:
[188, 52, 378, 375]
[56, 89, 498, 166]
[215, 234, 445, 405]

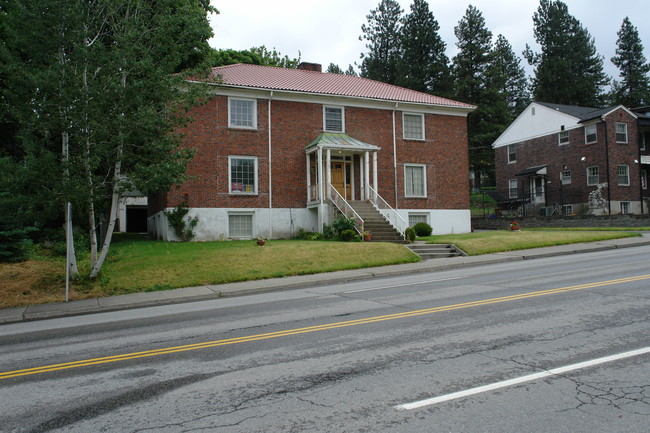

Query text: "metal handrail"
[367, 185, 407, 236]
[329, 184, 364, 235]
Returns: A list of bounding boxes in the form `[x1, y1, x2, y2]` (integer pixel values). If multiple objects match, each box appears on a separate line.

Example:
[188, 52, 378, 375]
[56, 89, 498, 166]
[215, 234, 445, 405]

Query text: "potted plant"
[510, 221, 521, 231]
[256, 236, 266, 246]
[363, 230, 372, 241]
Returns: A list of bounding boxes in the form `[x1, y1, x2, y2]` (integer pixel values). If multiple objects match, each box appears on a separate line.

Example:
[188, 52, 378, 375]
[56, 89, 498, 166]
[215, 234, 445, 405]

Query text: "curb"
[2, 236, 650, 325]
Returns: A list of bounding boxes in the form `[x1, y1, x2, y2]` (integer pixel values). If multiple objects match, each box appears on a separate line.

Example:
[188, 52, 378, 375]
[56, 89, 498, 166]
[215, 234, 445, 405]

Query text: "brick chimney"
[297, 62, 322, 72]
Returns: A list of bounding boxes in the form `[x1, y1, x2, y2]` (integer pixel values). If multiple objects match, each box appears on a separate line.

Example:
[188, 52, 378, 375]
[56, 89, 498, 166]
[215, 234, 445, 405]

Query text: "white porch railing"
[329, 184, 364, 235]
[368, 185, 407, 237]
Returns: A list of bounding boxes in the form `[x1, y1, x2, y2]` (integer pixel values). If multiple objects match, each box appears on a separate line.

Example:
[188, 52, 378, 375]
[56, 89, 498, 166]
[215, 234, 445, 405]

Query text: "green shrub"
[412, 222, 432, 237]
[405, 227, 416, 243]
[340, 229, 357, 242]
[0, 226, 36, 262]
[331, 215, 357, 237]
[164, 200, 199, 241]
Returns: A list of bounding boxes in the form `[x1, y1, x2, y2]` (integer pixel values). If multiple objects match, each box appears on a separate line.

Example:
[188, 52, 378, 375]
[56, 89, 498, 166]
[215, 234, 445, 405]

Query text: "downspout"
[268, 91, 273, 237]
[603, 117, 612, 215]
[393, 103, 399, 208]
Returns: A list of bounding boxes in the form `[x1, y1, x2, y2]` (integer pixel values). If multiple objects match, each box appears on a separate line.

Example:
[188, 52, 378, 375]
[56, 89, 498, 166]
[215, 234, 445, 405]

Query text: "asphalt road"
[1, 246, 649, 432]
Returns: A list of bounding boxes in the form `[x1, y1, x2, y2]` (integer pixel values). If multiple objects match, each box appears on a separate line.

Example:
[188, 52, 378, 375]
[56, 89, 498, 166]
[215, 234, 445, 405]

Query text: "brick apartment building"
[149, 62, 475, 241]
[493, 102, 650, 216]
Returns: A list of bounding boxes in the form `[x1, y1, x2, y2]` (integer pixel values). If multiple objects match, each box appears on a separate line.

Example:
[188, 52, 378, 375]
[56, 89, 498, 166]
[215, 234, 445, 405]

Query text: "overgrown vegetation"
[164, 201, 199, 241]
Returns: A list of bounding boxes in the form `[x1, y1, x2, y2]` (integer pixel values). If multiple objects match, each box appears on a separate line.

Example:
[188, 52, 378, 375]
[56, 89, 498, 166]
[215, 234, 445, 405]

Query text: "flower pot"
[364, 234, 372, 242]
[256, 239, 266, 246]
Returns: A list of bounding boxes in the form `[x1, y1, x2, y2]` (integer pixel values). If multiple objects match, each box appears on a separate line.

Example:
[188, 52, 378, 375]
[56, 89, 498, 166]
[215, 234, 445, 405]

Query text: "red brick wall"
[167, 95, 470, 211]
[495, 108, 640, 206]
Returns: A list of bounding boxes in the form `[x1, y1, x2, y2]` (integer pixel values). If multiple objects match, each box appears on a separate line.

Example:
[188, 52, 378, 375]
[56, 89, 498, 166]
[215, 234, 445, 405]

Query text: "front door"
[331, 162, 350, 198]
[530, 176, 545, 204]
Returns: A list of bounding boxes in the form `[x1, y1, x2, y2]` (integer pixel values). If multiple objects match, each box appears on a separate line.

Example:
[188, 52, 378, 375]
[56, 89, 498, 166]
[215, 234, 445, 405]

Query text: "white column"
[359, 154, 365, 200]
[317, 147, 323, 204]
[306, 153, 311, 203]
[364, 151, 370, 201]
[372, 151, 378, 200]
[326, 148, 332, 199]
[317, 147, 324, 232]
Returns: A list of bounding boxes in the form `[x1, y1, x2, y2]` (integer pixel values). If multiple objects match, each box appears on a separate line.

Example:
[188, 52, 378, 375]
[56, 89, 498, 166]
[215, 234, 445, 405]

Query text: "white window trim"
[617, 164, 630, 186]
[507, 144, 516, 163]
[323, 105, 345, 133]
[561, 170, 572, 185]
[585, 123, 597, 144]
[615, 122, 628, 143]
[228, 211, 255, 239]
[620, 201, 631, 214]
[228, 97, 257, 129]
[228, 155, 258, 195]
[404, 163, 427, 198]
[402, 112, 425, 140]
[508, 179, 518, 198]
[408, 213, 429, 226]
[558, 130, 570, 145]
[586, 166, 599, 186]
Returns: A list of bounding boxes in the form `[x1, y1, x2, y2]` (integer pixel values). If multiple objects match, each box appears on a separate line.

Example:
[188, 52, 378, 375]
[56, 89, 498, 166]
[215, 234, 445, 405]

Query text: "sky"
[208, 0, 650, 81]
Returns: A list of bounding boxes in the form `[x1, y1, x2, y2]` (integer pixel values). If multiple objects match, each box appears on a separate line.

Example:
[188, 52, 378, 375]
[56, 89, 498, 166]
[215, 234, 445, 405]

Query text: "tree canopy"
[359, 0, 403, 83]
[610, 17, 650, 107]
[0, 0, 217, 273]
[524, 0, 609, 107]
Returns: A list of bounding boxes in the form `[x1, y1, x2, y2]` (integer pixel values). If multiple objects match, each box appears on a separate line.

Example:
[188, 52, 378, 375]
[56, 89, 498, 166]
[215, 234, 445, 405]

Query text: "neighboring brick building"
[493, 102, 648, 216]
[149, 63, 475, 241]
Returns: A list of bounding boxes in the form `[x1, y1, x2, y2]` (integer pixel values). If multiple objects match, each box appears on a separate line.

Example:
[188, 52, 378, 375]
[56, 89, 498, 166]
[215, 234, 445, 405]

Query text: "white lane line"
[395, 346, 650, 411]
[343, 277, 464, 294]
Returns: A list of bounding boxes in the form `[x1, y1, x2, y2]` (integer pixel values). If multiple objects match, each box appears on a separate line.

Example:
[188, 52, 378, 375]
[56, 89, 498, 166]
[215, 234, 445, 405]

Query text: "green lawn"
[0, 229, 643, 309]
[421, 229, 640, 255]
[98, 236, 419, 294]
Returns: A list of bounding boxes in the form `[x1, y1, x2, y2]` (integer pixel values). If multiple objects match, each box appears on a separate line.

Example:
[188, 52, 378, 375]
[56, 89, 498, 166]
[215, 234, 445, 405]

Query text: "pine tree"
[489, 35, 530, 118]
[610, 17, 650, 107]
[451, 5, 494, 181]
[359, 0, 403, 84]
[397, 0, 451, 95]
[524, 0, 609, 107]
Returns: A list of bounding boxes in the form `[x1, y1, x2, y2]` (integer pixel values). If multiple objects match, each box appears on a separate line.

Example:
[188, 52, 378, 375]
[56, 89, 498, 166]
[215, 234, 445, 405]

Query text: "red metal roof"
[206, 64, 475, 110]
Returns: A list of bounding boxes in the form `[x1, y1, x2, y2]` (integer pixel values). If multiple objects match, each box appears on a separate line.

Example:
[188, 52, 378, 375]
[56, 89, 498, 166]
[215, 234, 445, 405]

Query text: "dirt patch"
[0, 261, 90, 308]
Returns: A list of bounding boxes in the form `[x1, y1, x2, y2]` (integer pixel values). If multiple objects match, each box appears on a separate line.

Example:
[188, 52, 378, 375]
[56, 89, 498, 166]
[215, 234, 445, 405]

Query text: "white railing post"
[367, 185, 407, 237]
[329, 184, 364, 235]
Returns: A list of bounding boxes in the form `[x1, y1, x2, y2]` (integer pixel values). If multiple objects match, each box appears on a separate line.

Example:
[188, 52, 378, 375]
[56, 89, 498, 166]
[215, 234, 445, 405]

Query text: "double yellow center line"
[2, 274, 648, 380]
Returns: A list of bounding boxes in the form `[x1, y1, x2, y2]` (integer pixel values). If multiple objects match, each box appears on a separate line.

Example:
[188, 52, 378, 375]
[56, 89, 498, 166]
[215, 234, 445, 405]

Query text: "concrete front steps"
[347, 200, 404, 242]
[406, 241, 465, 260]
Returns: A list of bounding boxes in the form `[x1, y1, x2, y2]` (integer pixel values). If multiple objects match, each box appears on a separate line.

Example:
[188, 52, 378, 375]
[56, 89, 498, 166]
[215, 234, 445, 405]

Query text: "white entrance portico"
[305, 133, 381, 230]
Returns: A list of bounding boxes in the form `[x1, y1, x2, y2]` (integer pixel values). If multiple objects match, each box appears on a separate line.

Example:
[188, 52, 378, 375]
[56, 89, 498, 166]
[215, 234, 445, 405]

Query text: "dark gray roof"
[536, 102, 614, 123]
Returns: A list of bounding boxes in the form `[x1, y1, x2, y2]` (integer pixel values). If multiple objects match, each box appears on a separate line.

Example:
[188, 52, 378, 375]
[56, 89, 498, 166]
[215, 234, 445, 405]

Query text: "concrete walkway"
[3, 233, 650, 325]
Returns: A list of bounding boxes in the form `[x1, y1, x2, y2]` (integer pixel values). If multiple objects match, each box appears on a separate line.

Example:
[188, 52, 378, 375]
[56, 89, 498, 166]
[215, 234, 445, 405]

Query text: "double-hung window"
[507, 144, 516, 163]
[585, 124, 597, 143]
[587, 166, 599, 186]
[558, 130, 569, 145]
[615, 123, 628, 143]
[404, 164, 426, 197]
[561, 170, 572, 185]
[229, 98, 257, 129]
[403, 113, 424, 140]
[617, 164, 630, 186]
[508, 179, 518, 198]
[229, 156, 258, 194]
[324, 106, 344, 132]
